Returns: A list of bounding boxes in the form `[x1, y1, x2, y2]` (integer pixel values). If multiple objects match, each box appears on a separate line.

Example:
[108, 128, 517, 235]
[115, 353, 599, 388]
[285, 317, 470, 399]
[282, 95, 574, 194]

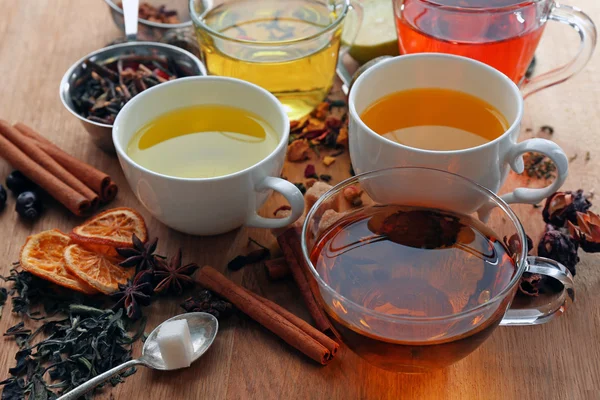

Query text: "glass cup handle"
[521, 4, 597, 98]
[337, 0, 364, 95]
[501, 138, 569, 205]
[500, 256, 575, 326]
[246, 177, 305, 229]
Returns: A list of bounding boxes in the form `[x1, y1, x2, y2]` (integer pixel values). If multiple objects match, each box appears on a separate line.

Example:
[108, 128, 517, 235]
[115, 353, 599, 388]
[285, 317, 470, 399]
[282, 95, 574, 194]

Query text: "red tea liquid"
[395, 0, 546, 83]
[310, 205, 518, 372]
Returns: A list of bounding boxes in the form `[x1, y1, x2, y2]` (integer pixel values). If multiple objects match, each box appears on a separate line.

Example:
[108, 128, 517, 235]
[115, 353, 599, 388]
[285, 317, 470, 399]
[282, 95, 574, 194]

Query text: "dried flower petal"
[568, 211, 600, 253]
[542, 190, 591, 227]
[311, 102, 330, 119]
[304, 164, 318, 179]
[519, 273, 543, 297]
[537, 224, 579, 276]
[325, 116, 342, 129]
[287, 139, 310, 162]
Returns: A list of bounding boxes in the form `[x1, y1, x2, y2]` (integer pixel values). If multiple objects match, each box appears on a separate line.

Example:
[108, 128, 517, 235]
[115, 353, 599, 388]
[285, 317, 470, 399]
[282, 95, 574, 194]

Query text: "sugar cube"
[157, 319, 194, 369]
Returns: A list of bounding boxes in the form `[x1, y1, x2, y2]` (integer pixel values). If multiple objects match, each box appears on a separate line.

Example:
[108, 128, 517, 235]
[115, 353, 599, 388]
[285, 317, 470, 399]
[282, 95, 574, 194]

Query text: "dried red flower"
[304, 164, 317, 179]
[542, 190, 591, 227]
[537, 224, 579, 276]
[568, 211, 600, 253]
[519, 273, 543, 297]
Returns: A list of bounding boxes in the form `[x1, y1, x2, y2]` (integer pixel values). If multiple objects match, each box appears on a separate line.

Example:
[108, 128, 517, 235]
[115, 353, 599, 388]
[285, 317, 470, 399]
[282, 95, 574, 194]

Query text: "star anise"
[154, 250, 198, 295]
[542, 190, 592, 228]
[181, 289, 234, 319]
[568, 211, 600, 253]
[116, 234, 161, 272]
[110, 270, 153, 320]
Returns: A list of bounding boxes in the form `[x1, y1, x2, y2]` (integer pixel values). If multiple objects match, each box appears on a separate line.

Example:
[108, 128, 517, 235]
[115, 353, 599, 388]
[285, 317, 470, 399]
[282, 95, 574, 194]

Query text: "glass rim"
[413, 0, 545, 12]
[189, 0, 350, 46]
[300, 166, 528, 323]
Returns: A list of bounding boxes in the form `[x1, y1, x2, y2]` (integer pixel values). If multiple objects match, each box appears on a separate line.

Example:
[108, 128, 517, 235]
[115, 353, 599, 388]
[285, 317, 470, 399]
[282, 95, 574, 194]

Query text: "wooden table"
[0, 1, 598, 399]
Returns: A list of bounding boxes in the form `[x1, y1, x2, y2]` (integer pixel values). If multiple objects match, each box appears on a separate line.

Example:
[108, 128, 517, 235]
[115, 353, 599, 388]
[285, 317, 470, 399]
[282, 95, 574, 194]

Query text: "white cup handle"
[501, 138, 569, 205]
[246, 176, 305, 229]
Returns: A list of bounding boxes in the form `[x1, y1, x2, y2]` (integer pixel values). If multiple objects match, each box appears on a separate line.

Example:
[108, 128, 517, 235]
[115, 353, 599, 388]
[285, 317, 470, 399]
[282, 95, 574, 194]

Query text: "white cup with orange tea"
[348, 53, 569, 211]
[113, 76, 304, 235]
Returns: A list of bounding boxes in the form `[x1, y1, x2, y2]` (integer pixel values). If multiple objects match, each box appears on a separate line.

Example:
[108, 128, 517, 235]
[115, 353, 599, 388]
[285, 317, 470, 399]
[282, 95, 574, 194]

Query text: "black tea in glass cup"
[301, 167, 574, 373]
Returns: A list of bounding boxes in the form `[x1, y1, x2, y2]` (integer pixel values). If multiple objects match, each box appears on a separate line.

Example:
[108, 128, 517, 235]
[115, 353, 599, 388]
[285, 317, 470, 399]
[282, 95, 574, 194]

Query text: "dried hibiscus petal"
[537, 224, 579, 276]
[542, 190, 591, 227]
[568, 211, 600, 253]
[503, 234, 534, 255]
[304, 164, 317, 179]
[518, 273, 543, 297]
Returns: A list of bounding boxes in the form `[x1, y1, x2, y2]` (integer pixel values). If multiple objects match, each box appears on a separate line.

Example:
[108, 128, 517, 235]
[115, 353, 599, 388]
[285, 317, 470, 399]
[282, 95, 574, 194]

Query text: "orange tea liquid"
[310, 205, 517, 371]
[395, 0, 545, 83]
[360, 88, 509, 151]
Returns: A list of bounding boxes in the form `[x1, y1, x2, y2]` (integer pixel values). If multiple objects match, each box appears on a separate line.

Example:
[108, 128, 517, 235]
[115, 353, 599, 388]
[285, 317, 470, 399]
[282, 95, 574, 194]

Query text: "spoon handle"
[123, 0, 139, 42]
[57, 359, 144, 400]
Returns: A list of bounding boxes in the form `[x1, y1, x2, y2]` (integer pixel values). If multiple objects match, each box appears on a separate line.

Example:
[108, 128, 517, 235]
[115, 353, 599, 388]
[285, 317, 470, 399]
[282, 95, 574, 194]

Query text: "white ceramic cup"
[113, 76, 304, 236]
[348, 54, 569, 207]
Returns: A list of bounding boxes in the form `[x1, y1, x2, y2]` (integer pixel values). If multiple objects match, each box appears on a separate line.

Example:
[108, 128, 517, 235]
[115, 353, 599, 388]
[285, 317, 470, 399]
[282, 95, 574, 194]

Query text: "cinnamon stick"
[0, 120, 99, 209]
[264, 257, 291, 280]
[196, 266, 333, 365]
[246, 290, 338, 356]
[13, 123, 118, 202]
[0, 132, 91, 216]
[278, 228, 333, 334]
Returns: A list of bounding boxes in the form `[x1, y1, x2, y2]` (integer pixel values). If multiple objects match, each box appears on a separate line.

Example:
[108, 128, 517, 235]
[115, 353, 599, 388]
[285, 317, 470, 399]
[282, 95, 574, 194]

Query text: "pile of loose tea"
[71, 54, 191, 125]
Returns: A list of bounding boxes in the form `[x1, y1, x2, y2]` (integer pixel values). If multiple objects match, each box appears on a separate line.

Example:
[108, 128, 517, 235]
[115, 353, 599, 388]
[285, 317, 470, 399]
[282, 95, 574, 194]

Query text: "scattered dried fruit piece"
[20, 230, 97, 294]
[542, 190, 591, 227]
[343, 185, 364, 207]
[304, 164, 318, 179]
[71, 207, 148, 248]
[63, 244, 134, 294]
[568, 211, 600, 253]
[336, 126, 348, 147]
[311, 102, 330, 119]
[322, 156, 336, 166]
[519, 273, 543, 297]
[287, 139, 311, 162]
[537, 224, 579, 276]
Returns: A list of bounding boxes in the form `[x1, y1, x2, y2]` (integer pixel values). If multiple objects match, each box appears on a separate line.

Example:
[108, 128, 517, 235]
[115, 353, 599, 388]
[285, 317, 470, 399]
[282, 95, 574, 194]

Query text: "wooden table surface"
[0, 1, 599, 399]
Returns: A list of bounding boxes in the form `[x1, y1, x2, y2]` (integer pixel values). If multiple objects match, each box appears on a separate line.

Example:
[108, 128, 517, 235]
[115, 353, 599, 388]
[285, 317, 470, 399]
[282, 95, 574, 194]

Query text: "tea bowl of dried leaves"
[60, 41, 206, 153]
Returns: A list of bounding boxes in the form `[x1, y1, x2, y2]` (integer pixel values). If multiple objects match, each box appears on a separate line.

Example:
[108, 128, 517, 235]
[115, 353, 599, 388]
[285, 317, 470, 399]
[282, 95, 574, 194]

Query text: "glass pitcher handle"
[337, 0, 364, 95]
[500, 256, 575, 326]
[521, 3, 597, 98]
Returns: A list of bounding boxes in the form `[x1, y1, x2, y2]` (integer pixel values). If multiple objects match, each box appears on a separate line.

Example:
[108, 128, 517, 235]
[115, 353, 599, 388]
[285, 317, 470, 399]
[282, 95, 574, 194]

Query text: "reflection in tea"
[360, 88, 509, 151]
[126, 105, 278, 178]
[310, 205, 517, 371]
[196, 0, 343, 120]
[395, 0, 545, 83]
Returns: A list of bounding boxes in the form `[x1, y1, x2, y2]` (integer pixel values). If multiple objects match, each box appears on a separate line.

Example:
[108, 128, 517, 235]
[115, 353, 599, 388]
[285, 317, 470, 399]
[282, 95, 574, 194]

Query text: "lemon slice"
[342, 0, 400, 64]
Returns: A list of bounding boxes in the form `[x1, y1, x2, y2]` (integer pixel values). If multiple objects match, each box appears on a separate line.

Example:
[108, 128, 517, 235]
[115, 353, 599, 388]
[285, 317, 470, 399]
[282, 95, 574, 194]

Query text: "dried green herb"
[0, 270, 145, 399]
[523, 152, 557, 180]
[0, 287, 6, 318]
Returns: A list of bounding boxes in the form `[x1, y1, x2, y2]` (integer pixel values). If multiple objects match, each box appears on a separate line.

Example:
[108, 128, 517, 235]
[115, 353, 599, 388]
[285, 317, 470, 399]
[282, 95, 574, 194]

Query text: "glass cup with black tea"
[301, 167, 574, 373]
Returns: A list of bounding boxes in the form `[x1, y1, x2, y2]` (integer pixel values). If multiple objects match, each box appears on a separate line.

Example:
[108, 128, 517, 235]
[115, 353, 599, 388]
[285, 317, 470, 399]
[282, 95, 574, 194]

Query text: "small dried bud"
[542, 190, 592, 227]
[568, 211, 600, 253]
[322, 156, 336, 166]
[343, 186, 363, 207]
[537, 224, 579, 276]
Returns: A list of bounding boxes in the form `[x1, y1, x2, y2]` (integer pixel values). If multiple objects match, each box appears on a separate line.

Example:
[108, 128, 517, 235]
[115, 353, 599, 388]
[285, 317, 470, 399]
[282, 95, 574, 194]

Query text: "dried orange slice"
[70, 207, 147, 248]
[20, 230, 97, 295]
[63, 244, 135, 294]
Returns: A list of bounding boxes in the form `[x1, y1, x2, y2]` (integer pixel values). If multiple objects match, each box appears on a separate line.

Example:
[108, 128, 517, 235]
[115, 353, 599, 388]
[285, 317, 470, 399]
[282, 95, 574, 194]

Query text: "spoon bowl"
[141, 312, 219, 370]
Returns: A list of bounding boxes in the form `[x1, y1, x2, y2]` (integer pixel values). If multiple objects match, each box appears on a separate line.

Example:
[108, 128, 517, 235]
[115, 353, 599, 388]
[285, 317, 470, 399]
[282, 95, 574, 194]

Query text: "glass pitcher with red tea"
[301, 167, 574, 372]
[393, 0, 597, 97]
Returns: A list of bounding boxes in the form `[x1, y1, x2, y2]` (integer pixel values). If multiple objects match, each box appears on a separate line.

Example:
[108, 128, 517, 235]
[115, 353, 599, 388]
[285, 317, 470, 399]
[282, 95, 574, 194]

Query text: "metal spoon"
[57, 312, 219, 400]
[123, 0, 140, 42]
